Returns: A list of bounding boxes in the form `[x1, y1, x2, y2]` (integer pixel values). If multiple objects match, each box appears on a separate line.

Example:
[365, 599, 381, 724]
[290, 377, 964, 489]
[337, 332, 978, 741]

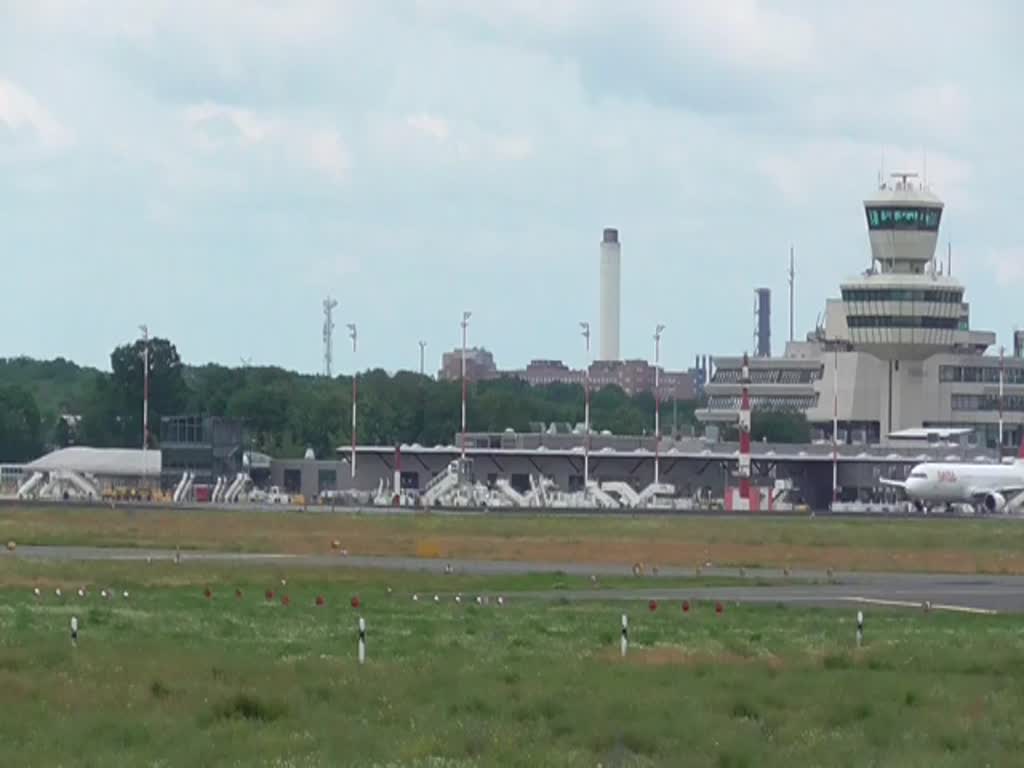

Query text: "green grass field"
[5, 503, 1024, 573]
[1, 558, 1022, 767]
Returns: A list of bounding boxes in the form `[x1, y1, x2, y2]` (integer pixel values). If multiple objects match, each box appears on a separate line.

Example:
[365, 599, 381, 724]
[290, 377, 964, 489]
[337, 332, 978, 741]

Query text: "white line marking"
[843, 596, 997, 615]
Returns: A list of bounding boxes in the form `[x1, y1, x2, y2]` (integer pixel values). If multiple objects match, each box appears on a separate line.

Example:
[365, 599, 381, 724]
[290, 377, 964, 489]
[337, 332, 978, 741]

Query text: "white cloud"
[757, 140, 973, 209]
[491, 135, 533, 160]
[0, 78, 73, 149]
[406, 113, 450, 141]
[305, 130, 351, 182]
[182, 102, 350, 183]
[183, 102, 276, 149]
[657, 0, 815, 72]
[987, 249, 1024, 286]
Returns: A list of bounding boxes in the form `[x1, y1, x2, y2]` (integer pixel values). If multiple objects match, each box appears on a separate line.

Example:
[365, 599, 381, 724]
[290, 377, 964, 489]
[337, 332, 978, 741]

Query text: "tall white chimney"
[599, 227, 621, 361]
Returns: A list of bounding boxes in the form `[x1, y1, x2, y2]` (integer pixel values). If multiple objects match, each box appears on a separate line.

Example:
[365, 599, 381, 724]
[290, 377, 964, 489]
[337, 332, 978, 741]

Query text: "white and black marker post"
[620, 614, 628, 657]
[856, 610, 864, 648]
[70, 616, 79, 647]
[358, 617, 366, 665]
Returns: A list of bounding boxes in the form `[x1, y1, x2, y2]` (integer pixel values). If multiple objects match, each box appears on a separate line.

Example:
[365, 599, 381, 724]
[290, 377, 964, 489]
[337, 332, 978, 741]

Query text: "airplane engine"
[984, 492, 1007, 513]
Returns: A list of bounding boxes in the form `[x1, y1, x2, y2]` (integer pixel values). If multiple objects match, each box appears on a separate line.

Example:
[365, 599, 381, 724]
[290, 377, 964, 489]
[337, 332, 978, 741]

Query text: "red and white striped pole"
[738, 352, 752, 501]
[348, 324, 358, 478]
[460, 311, 471, 461]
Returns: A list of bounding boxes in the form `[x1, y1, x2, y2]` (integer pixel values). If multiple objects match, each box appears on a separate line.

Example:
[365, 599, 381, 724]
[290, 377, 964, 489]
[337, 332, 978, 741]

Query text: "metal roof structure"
[26, 447, 162, 477]
[343, 441, 997, 466]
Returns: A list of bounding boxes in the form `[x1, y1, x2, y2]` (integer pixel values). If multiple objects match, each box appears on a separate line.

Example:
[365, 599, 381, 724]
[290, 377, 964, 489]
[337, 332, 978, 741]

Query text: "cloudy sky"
[2, 1, 1022, 374]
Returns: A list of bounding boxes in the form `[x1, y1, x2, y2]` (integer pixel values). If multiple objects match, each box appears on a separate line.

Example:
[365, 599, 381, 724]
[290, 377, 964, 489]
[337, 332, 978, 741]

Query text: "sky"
[2, 1, 1023, 375]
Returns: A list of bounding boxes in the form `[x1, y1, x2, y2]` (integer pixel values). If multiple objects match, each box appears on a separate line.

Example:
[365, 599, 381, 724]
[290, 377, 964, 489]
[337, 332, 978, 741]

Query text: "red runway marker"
[715, 601, 723, 614]
[315, 595, 325, 606]
[265, 590, 274, 601]
[281, 595, 291, 607]
[648, 600, 658, 612]
[350, 596, 361, 609]
[203, 587, 212, 599]
[682, 600, 690, 613]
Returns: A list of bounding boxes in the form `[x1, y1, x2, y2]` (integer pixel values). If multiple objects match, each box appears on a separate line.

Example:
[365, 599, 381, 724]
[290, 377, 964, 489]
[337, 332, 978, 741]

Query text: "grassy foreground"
[3, 503, 1024, 573]
[1, 560, 1023, 766]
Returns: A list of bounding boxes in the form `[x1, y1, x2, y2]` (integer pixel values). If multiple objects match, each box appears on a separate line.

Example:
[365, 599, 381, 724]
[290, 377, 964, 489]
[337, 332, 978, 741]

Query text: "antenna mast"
[788, 246, 795, 343]
[322, 297, 338, 377]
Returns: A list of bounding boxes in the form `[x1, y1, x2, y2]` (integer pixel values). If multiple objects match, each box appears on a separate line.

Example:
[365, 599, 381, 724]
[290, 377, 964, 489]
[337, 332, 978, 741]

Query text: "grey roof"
[27, 447, 161, 477]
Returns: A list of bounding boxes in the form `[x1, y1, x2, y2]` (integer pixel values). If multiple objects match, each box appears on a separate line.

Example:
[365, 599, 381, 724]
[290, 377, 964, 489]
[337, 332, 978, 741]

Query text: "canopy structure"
[26, 447, 162, 477]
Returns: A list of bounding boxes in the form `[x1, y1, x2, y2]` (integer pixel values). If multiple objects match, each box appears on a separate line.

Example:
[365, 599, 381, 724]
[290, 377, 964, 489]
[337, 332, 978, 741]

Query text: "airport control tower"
[839, 173, 964, 360]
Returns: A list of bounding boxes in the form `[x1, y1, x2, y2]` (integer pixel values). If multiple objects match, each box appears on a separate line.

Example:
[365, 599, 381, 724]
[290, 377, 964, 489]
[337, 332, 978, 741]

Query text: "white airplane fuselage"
[902, 462, 1024, 504]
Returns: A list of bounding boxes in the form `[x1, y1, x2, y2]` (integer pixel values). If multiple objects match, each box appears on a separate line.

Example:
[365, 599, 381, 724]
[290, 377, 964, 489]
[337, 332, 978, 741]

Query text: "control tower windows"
[865, 207, 941, 231]
[846, 316, 958, 330]
[842, 288, 962, 303]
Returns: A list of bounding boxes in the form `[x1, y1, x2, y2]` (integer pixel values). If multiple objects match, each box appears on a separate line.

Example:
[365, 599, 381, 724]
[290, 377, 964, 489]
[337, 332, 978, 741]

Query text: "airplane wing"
[878, 478, 907, 489]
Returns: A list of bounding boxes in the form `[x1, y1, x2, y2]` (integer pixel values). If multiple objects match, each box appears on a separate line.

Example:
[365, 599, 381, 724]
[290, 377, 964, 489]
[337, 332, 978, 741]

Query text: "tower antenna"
[322, 297, 338, 377]
[788, 246, 795, 343]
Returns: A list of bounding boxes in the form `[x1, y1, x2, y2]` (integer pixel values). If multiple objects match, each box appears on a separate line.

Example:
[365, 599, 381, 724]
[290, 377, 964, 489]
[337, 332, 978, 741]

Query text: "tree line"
[0, 338, 811, 463]
[1, 338, 704, 462]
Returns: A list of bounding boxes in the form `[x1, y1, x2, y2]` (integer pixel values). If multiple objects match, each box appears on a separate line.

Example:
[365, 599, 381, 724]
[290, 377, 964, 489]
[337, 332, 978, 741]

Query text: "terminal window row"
[846, 316, 959, 330]
[841, 288, 962, 303]
[951, 394, 1024, 412]
[940, 365, 1024, 385]
[706, 395, 819, 411]
[710, 368, 823, 384]
[865, 206, 942, 232]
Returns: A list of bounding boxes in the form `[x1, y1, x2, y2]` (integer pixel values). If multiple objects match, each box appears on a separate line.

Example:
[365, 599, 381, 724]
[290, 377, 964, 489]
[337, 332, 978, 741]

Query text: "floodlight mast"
[348, 323, 358, 477]
[580, 321, 591, 491]
[653, 324, 665, 485]
[460, 312, 471, 460]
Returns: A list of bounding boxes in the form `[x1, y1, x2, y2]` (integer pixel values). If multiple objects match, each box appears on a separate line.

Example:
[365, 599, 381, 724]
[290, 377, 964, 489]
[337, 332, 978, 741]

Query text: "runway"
[7, 545, 1024, 614]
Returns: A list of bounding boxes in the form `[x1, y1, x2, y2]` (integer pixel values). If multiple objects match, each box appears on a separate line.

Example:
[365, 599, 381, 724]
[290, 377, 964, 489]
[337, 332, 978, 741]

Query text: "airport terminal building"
[699, 174, 1024, 451]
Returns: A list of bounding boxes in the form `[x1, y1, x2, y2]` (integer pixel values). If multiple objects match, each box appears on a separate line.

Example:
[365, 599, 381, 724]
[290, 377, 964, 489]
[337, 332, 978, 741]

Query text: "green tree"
[0, 385, 43, 462]
[110, 337, 188, 447]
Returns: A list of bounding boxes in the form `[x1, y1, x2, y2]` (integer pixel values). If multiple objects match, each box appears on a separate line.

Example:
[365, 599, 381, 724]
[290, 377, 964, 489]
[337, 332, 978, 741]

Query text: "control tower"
[839, 173, 964, 360]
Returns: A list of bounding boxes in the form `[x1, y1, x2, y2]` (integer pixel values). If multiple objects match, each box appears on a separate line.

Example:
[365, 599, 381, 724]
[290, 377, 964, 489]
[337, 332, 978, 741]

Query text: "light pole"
[348, 323, 358, 478]
[999, 345, 1005, 452]
[419, 340, 427, 377]
[832, 346, 839, 505]
[460, 312, 471, 460]
[653, 324, 665, 485]
[139, 325, 150, 452]
[580, 321, 591, 493]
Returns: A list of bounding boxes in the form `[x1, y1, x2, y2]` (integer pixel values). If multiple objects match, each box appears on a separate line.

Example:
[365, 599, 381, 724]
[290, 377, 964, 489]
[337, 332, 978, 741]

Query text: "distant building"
[519, 358, 695, 399]
[438, 348, 696, 398]
[160, 415, 245, 485]
[438, 347, 499, 383]
[522, 359, 583, 387]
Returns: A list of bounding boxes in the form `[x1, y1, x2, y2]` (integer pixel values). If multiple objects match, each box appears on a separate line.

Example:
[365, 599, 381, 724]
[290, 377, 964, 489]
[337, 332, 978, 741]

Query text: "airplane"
[880, 441, 1024, 513]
